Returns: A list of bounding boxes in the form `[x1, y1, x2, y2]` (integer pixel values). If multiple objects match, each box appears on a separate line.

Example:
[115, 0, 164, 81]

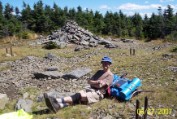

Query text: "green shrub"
[21, 31, 29, 39]
[44, 41, 58, 49]
[17, 31, 30, 39]
[171, 47, 177, 52]
[165, 31, 177, 41]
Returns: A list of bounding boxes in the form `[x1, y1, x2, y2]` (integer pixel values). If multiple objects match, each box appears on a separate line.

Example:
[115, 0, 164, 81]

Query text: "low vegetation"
[43, 41, 59, 49]
[171, 46, 177, 52]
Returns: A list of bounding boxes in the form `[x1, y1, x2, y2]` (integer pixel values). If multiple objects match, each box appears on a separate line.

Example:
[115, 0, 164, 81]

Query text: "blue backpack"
[108, 74, 142, 101]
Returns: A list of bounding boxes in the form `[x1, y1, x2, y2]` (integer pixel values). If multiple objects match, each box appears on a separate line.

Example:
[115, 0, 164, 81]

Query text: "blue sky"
[1, 0, 177, 17]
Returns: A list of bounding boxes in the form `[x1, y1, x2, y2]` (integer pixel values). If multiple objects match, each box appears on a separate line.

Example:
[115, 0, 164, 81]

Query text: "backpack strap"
[107, 86, 111, 96]
[106, 74, 120, 96]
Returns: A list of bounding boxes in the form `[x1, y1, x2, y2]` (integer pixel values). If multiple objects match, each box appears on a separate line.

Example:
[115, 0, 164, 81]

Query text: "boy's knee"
[81, 93, 87, 98]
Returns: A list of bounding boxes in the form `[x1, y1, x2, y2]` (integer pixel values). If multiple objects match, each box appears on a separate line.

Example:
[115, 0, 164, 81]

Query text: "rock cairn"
[35, 20, 117, 49]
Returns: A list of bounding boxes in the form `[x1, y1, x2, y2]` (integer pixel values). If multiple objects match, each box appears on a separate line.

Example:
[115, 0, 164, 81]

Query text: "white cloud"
[124, 11, 134, 16]
[160, 0, 174, 3]
[124, 11, 152, 18]
[118, 3, 164, 10]
[99, 5, 111, 10]
[11, 12, 16, 15]
[139, 12, 152, 18]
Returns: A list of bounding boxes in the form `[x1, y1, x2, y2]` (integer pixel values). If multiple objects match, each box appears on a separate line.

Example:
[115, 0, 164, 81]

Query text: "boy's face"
[101, 61, 111, 70]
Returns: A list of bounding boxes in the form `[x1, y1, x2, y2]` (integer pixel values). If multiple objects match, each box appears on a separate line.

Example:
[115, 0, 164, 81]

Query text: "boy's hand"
[99, 80, 106, 87]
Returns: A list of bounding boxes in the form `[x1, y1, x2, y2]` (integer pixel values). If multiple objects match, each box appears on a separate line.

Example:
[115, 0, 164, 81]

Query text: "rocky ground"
[0, 39, 176, 119]
[0, 38, 145, 100]
[0, 21, 177, 119]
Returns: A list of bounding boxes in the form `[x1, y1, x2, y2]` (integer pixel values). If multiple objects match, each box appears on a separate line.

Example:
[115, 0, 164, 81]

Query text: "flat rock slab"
[62, 67, 92, 79]
[34, 71, 63, 79]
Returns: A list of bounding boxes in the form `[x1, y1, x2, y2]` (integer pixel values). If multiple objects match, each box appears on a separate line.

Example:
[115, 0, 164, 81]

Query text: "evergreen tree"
[4, 3, 13, 20]
[76, 6, 84, 26]
[147, 13, 162, 39]
[32, 0, 48, 32]
[21, 3, 33, 30]
[82, 9, 94, 31]
[131, 13, 143, 39]
[175, 13, 177, 31]
[68, 8, 76, 20]
[63, 6, 69, 19]
[3, 3, 21, 36]
[157, 7, 165, 38]
[15, 7, 20, 19]
[163, 5, 175, 35]
[0, 1, 4, 38]
[44, 5, 55, 33]
[126, 16, 134, 37]
[103, 11, 114, 35]
[0, 1, 3, 18]
[112, 12, 121, 37]
[143, 14, 149, 38]
[51, 3, 66, 29]
[119, 10, 128, 37]
[93, 11, 104, 34]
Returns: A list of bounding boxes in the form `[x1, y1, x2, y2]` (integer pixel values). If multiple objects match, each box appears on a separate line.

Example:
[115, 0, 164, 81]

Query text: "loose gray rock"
[15, 98, 33, 112]
[102, 115, 114, 119]
[44, 53, 58, 60]
[98, 39, 112, 45]
[62, 67, 92, 79]
[168, 66, 177, 72]
[162, 54, 173, 59]
[52, 41, 67, 49]
[23, 92, 29, 99]
[0, 93, 9, 109]
[121, 38, 133, 43]
[74, 45, 84, 51]
[58, 42, 67, 49]
[45, 66, 58, 71]
[105, 43, 118, 48]
[23, 56, 36, 61]
[80, 40, 89, 46]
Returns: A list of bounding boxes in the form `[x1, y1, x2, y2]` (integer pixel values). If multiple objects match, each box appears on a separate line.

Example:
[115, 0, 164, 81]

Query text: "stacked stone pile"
[34, 20, 117, 49]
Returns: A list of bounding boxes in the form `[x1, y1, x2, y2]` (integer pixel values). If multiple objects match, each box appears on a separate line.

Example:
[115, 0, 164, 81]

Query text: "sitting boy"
[44, 56, 113, 113]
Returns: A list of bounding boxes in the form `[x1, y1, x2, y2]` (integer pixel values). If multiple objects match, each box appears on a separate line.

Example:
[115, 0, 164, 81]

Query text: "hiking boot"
[43, 93, 60, 113]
